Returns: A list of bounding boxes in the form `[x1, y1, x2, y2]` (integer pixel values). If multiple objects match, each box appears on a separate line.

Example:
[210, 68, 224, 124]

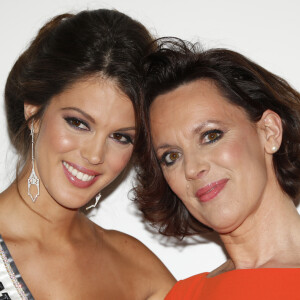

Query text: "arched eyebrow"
[192, 120, 224, 135]
[62, 107, 136, 132]
[115, 127, 136, 132]
[155, 120, 225, 152]
[155, 143, 173, 152]
[61, 107, 95, 123]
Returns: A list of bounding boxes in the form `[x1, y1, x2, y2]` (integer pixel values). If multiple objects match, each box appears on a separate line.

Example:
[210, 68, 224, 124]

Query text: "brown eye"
[113, 133, 123, 140]
[162, 151, 182, 166]
[169, 153, 179, 161]
[110, 133, 132, 144]
[203, 130, 223, 144]
[65, 117, 89, 130]
[207, 132, 218, 141]
[71, 119, 81, 127]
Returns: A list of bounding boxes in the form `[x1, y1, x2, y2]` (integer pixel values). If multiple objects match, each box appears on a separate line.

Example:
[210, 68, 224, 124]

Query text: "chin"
[212, 219, 244, 234]
[49, 189, 86, 209]
[57, 199, 85, 210]
[202, 213, 244, 234]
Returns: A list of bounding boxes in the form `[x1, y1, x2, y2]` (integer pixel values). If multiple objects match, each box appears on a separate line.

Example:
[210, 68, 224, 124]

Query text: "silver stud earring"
[28, 121, 40, 202]
[272, 145, 278, 152]
[86, 193, 101, 210]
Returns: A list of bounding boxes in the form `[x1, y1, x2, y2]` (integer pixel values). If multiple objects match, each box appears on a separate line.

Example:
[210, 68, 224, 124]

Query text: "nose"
[184, 149, 209, 181]
[81, 135, 106, 165]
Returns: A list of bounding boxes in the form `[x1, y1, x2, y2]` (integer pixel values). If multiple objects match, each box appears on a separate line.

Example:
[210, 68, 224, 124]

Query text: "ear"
[257, 110, 282, 154]
[24, 103, 39, 120]
[24, 103, 40, 133]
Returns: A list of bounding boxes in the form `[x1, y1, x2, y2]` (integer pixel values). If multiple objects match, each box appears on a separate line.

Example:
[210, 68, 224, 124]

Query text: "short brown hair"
[133, 38, 300, 238]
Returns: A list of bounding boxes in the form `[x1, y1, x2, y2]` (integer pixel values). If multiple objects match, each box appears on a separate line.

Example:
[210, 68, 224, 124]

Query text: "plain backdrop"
[0, 0, 299, 280]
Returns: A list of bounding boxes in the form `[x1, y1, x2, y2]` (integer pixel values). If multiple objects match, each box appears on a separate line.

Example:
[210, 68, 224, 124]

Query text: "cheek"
[50, 133, 77, 154]
[37, 121, 78, 155]
[214, 136, 267, 197]
[214, 142, 244, 166]
[163, 168, 186, 197]
[107, 148, 133, 175]
[213, 134, 260, 168]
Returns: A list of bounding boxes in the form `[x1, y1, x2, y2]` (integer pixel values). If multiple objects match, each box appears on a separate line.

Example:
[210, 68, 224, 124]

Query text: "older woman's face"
[150, 79, 269, 233]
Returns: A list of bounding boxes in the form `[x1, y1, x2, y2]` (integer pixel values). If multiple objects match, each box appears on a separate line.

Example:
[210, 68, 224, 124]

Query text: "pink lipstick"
[196, 179, 228, 203]
[62, 161, 100, 188]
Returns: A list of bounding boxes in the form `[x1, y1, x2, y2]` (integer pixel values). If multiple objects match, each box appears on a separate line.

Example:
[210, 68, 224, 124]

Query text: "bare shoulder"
[102, 228, 174, 275]
[101, 229, 155, 257]
[97, 227, 176, 299]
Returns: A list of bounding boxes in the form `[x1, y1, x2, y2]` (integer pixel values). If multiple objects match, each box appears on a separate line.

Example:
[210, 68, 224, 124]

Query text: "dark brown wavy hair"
[5, 9, 154, 165]
[133, 38, 300, 238]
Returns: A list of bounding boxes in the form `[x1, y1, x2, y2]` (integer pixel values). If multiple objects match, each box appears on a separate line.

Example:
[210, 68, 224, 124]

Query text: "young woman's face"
[33, 78, 135, 209]
[150, 79, 270, 233]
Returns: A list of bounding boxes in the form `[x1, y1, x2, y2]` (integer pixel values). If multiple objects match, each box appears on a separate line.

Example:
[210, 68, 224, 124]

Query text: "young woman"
[0, 10, 175, 299]
[134, 39, 300, 299]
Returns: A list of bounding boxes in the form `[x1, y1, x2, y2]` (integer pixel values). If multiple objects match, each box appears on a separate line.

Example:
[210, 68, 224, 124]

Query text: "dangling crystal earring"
[28, 121, 40, 202]
[86, 193, 101, 210]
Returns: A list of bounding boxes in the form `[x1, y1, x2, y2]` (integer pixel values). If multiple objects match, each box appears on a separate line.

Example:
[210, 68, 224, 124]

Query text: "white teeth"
[63, 162, 95, 182]
[72, 169, 78, 176]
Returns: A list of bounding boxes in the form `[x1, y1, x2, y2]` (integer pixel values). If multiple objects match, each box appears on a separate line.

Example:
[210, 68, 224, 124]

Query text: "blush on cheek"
[49, 130, 78, 153]
[216, 141, 244, 164]
[41, 115, 77, 153]
[56, 134, 78, 153]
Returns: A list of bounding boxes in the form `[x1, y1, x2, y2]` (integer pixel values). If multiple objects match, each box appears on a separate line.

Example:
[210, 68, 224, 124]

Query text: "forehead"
[43, 77, 135, 127]
[57, 77, 131, 105]
[46, 77, 134, 116]
[150, 79, 250, 135]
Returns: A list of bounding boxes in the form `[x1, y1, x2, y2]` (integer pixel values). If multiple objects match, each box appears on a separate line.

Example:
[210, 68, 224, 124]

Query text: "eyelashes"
[64, 117, 89, 131]
[64, 116, 134, 145]
[201, 129, 223, 144]
[158, 129, 224, 167]
[159, 151, 182, 166]
[109, 132, 133, 145]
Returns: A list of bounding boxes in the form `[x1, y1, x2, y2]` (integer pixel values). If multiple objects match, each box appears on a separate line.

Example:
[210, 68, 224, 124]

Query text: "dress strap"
[0, 235, 34, 300]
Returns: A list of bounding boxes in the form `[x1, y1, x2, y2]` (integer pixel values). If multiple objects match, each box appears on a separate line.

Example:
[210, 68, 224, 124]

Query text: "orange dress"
[166, 268, 300, 299]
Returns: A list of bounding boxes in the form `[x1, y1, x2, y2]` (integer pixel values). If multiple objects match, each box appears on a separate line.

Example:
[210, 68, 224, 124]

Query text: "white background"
[0, 0, 299, 280]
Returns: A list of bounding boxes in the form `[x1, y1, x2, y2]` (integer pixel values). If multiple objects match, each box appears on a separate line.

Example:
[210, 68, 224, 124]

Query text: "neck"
[219, 185, 300, 269]
[0, 164, 86, 241]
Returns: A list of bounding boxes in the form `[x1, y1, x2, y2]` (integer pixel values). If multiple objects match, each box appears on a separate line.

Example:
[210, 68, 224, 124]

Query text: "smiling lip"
[195, 179, 228, 203]
[62, 161, 100, 188]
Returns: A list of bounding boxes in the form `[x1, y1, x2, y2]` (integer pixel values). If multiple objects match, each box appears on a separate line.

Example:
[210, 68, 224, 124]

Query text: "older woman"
[0, 10, 175, 299]
[134, 39, 300, 299]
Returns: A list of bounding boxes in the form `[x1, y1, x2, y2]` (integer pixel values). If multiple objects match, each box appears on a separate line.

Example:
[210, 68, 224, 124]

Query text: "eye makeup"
[64, 116, 90, 131]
